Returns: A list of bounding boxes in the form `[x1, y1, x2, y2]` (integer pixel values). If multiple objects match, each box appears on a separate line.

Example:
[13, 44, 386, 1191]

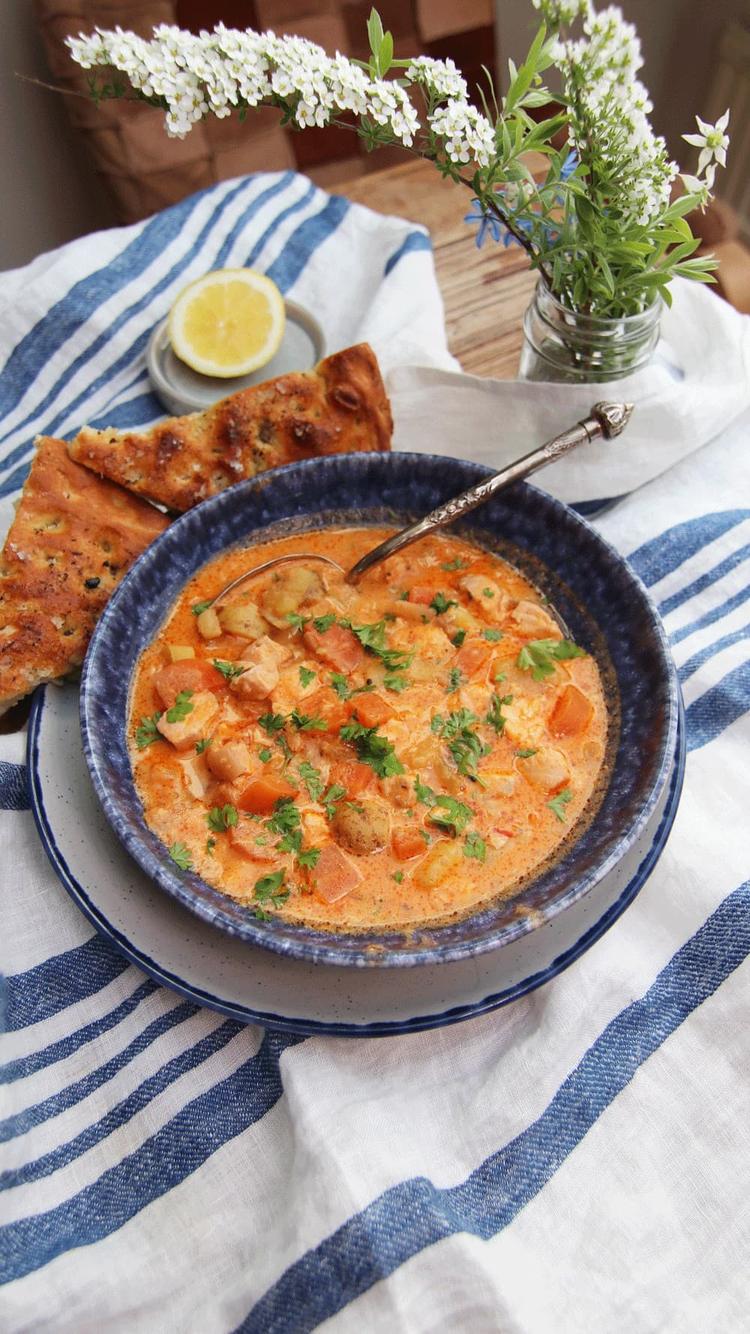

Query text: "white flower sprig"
[67, 3, 731, 319]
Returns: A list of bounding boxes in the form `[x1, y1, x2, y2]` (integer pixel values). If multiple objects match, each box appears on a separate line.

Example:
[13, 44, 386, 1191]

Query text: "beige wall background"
[1, 0, 747, 271]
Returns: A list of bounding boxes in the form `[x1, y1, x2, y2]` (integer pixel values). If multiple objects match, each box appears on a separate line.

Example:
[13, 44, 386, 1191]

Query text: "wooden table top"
[338, 157, 538, 379]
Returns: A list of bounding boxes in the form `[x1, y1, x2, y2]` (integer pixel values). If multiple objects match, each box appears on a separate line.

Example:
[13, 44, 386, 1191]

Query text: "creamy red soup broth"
[129, 527, 608, 930]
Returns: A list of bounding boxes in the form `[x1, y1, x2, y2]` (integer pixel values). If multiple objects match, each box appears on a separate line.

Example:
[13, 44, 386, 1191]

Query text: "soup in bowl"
[80, 452, 677, 967]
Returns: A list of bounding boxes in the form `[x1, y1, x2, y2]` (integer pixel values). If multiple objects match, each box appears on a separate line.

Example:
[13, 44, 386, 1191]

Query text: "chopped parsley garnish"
[165, 690, 194, 724]
[191, 600, 212, 616]
[447, 667, 463, 694]
[384, 672, 410, 693]
[339, 720, 404, 778]
[195, 737, 212, 754]
[517, 638, 586, 682]
[297, 847, 321, 869]
[419, 828, 432, 844]
[430, 591, 457, 616]
[253, 870, 289, 912]
[482, 587, 495, 598]
[258, 712, 286, 736]
[135, 712, 162, 749]
[494, 669, 507, 683]
[516, 748, 538, 758]
[290, 709, 327, 732]
[482, 628, 503, 642]
[451, 629, 467, 648]
[429, 795, 473, 837]
[297, 760, 324, 803]
[265, 799, 319, 867]
[169, 841, 193, 870]
[329, 672, 376, 701]
[347, 619, 413, 673]
[266, 799, 299, 838]
[441, 557, 469, 571]
[486, 692, 513, 735]
[206, 837, 216, 856]
[206, 804, 238, 833]
[398, 589, 410, 601]
[392, 870, 404, 883]
[463, 831, 487, 862]
[431, 709, 490, 780]
[322, 783, 346, 819]
[548, 788, 573, 822]
[414, 776, 437, 806]
[212, 659, 247, 682]
[286, 612, 310, 633]
[258, 747, 273, 763]
[299, 667, 317, 688]
[312, 613, 336, 633]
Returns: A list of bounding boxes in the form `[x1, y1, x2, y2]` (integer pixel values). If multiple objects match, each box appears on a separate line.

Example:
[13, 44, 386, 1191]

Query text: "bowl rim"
[79, 451, 679, 969]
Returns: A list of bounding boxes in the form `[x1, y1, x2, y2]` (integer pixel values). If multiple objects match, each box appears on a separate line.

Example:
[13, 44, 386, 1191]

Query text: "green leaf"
[313, 613, 337, 633]
[430, 591, 457, 615]
[259, 711, 286, 735]
[299, 666, 317, 687]
[195, 737, 212, 754]
[253, 870, 288, 909]
[516, 748, 538, 758]
[169, 841, 193, 871]
[451, 629, 467, 648]
[286, 612, 310, 633]
[289, 710, 327, 732]
[135, 712, 162, 749]
[165, 690, 194, 724]
[298, 760, 324, 803]
[339, 720, 404, 778]
[384, 672, 410, 693]
[429, 795, 473, 837]
[206, 804, 238, 833]
[482, 628, 503, 642]
[486, 692, 513, 734]
[463, 831, 487, 862]
[414, 775, 437, 806]
[447, 667, 463, 694]
[212, 659, 247, 682]
[517, 638, 585, 681]
[548, 788, 573, 822]
[441, 557, 468, 571]
[322, 783, 347, 820]
[258, 747, 273, 763]
[191, 600, 212, 616]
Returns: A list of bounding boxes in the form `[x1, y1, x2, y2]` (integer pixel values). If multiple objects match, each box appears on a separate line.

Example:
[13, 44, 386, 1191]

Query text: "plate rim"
[27, 686, 686, 1037]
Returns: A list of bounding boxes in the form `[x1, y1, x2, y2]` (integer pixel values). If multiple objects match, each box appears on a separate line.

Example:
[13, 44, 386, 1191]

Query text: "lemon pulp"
[168, 268, 286, 378]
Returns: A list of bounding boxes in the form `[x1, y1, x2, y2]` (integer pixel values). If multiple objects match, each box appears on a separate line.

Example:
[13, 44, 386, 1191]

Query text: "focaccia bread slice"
[68, 342, 392, 512]
[0, 436, 169, 715]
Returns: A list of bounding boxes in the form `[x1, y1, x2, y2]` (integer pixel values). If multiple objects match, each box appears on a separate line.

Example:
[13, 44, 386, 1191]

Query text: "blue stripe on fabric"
[0, 176, 262, 469]
[5, 936, 130, 1033]
[660, 542, 750, 617]
[671, 581, 750, 646]
[0, 1030, 303, 1283]
[2, 1019, 242, 1190]
[0, 1001, 196, 1141]
[628, 510, 750, 587]
[267, 195, 351, 294]
[678, 621, 750, 684]
[384, 231, 432, 277]
[237, 882, 750, 1334]
[88, 392, 162, 432]
[685, 660, 750, 751]
[0, 461, 30, 499]
[0, 980, 157, 1085]
[0, 187, 208, 427]
[0, 762, 30, 811]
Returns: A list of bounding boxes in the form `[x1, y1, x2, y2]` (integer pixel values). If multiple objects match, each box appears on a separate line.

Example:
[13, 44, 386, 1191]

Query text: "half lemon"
[168, 268, 286, 378]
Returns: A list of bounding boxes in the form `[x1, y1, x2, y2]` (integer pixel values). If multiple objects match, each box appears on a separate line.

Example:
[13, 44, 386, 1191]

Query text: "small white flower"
[683, 109, 730, 172]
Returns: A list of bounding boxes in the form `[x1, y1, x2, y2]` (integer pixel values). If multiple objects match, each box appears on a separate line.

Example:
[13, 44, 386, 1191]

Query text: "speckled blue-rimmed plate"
[78, 452, 681, 976]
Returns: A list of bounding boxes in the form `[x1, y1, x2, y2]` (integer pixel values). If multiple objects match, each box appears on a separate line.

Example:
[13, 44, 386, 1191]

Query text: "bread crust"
[0, 437, 168, 714]
[68, 342, 392, 512]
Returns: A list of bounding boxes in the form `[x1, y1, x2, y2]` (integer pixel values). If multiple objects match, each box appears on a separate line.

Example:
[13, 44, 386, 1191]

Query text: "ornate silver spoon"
[205, 400, 633, 607]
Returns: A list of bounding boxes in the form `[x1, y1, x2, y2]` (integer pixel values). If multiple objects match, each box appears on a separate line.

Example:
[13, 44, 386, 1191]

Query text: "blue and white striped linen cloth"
[2, 171, 749, 1331]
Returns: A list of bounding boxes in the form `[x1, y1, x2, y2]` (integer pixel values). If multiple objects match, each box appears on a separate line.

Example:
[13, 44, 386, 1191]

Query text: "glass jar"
[519, 280, 661, 383]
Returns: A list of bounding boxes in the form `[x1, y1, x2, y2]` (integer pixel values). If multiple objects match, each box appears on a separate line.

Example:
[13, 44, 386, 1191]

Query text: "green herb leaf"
[322, 783, 346, 819]
[392, 870, 404, 883]
[266, 799, 300, 838]
[297, 847, 321, 869]
[414, 776, 437, 806]
[441, 557, 469, 571]
[447, 666, 463, 694]
[298, 760, 324, 803]
[206, 836, 216, 856]
[463, 831, 487, 862]
[384, 672, 409, 693]
[432, 709, 490, 779]
[259, 712, 286, 735]
[429, 795, 473, 837]
[516, 747, 538, 758]
[135, 712, 162, 749]
[258, 747, 273, 763]
[430, 591, 458, 615]
[195, 737, 212, 754]
[299, 666, 316, 688]
[482, 628, 503, 642]
[191, 600, 212, 616]
[548, 787, 573, 822]
[290, 710, 327, 732]
[348, 619, 413, 672]
[206, 804, 238, 833]
[451, 629, 467, 648]
[253, 870, 289, 910]
[339, 720, 404, 778]
[212, 659, 247, 682]
[329, 672, 349, 699]
[286, 612, 310, 633]
[312, 613, 336, 633]
[517, 638, 586, 682]
[486, 692, 513, 735]
[482, 587, 495, 598]
[169, 841, 193, 870]
[165, 690, 194, 724]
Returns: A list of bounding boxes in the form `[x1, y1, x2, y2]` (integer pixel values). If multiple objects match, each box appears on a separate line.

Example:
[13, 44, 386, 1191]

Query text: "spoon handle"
[347, 400, 633, 584]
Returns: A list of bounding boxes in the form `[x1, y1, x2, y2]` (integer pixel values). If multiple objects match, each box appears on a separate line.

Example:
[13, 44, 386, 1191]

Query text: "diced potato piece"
[156, 691, 220, 751]
[206, 739, 253, 782]
[414, 839, 464, 889]
[261, 567, 323, 628]
[511, 600, 561, 639]
[197, 607, 222, 640]
[177, 754, 210, 798]
[230, 659, 279, 700]
[313, 844, 364, 904]
[331, 799, 390, 855]
[460, 575, 510, 619]
[168, 645, 195, 663]
[218, 601, 268, 641]
[249, 634, 292, 666]
[381, 773, 416, 808]
[484, 771, 517, 797]
[228, 823, 277, 862]
[520, 746, 570, 791]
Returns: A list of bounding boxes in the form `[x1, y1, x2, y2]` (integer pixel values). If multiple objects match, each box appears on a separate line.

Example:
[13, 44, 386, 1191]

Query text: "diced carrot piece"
[303, 623, 364, 673]
[456, 639, 493, 679]
[237, 774, 298, 815]
[549, 685, 593, 737]
[312, 843, 364, 903]
[392, 826, 427, 860]
[153, 660, 224, 707]
[303, 687, 349, 732]
[350, 692, 394, 729]
[329, 757, 374, 798]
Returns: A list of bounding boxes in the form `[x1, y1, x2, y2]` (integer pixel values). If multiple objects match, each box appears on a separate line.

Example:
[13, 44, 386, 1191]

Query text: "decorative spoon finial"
[592, 401, 634, 439]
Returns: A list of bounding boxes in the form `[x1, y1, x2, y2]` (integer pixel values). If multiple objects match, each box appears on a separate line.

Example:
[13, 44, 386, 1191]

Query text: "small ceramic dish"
[80, 452, 680, 970]
[146, 299, 325, 415]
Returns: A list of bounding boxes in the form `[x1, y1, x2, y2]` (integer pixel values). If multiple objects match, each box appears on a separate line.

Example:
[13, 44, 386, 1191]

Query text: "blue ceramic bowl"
[80, 453, 679, 968]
